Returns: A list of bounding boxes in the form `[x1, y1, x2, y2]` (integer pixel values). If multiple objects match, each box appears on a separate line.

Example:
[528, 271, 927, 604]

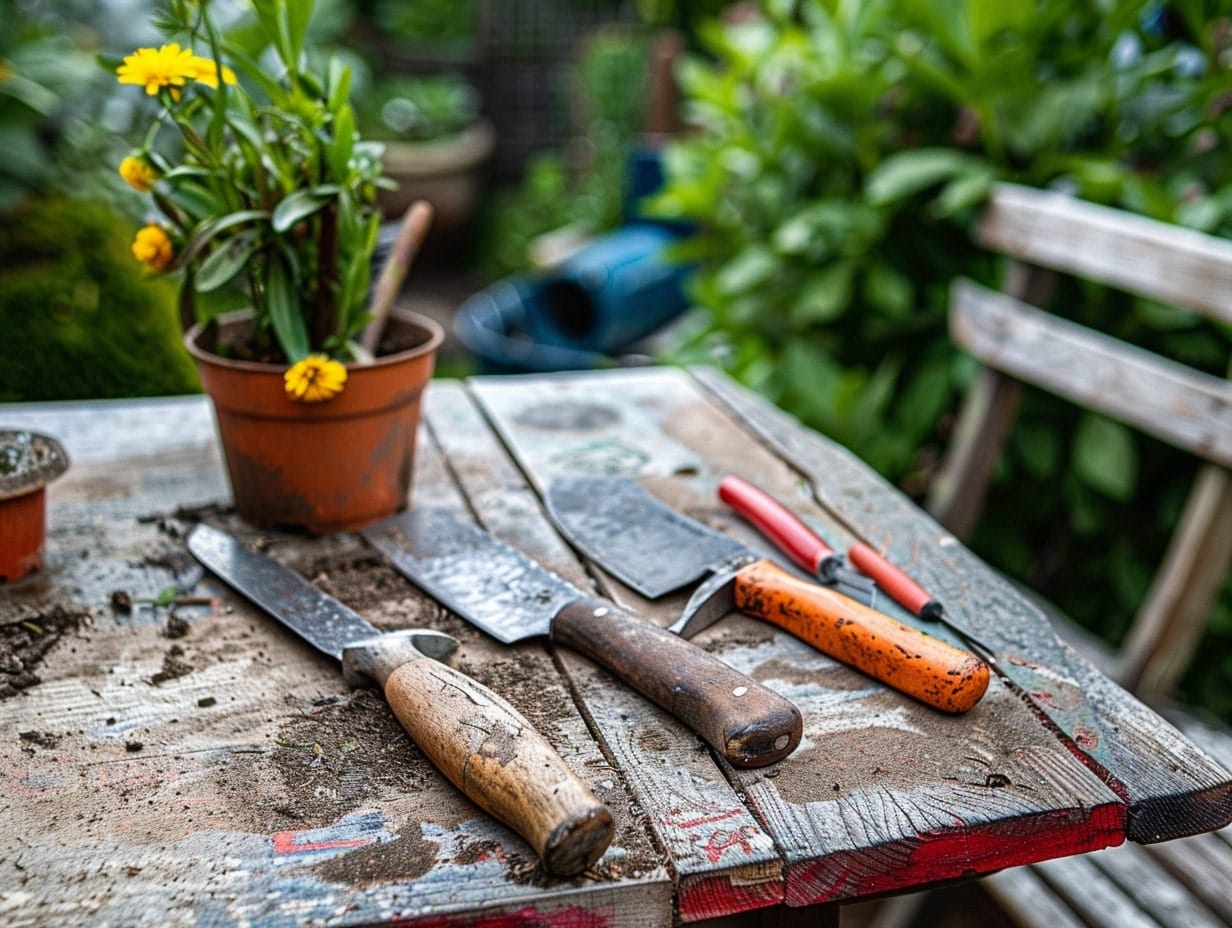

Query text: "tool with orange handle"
[719, 475, 999, 666]
[546, 476, 990, 714]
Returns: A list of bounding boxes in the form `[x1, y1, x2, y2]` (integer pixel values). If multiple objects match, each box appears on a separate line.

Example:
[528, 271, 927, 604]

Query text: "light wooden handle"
[734, 560, 990, 713]
[551, 597, 803, 767]
[383, 655, 613, 875]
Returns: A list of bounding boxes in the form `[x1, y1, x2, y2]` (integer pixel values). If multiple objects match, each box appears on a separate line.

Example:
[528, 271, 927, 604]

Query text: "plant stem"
[313, 202, 339, 349]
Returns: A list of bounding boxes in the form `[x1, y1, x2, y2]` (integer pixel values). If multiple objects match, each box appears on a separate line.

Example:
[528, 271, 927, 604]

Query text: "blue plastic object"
[456, 221, 692, 373]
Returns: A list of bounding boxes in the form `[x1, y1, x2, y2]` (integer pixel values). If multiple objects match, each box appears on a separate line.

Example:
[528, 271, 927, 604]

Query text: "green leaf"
[272, 191, 329, 232]
[328, 103, 356, 180]
[327, 57, 352, 115]
[862, 262, 914, 318]
[1072, 413, 1138, 501]
[285, 0, 314, 68]
[715, 245, 781, 296]
[266, 257, 310, 363]
[791, 260, 854, 325]
[865, 149, 985, 207]
[930, 169, 995, 218]
[194, 232, 260, 292]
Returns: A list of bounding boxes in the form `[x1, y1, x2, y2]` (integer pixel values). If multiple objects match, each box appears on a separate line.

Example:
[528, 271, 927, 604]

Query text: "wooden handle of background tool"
[359, 200, 434, 355]
[381, 654, 614, 875]
[719, 476, 833, 574]
[734, 560, 989, 713]
[551, 597, 803, 767]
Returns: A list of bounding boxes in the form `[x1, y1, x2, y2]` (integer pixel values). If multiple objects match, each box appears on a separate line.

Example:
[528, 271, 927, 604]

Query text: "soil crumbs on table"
[0, 603, 90, 699]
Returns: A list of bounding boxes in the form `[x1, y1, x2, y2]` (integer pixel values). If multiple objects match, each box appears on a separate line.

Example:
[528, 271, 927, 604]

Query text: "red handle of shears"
[718, 476, 835, 575]
[847, 543, 934, 617]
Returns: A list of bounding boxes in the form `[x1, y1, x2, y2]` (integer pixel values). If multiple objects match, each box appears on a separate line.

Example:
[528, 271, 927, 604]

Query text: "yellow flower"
[284, 355, 348, 404]
[116, 43, 197, 96]
[186, 55, 237, 89]
[131, 224, 175, 271]
[118, 155, 157, 192]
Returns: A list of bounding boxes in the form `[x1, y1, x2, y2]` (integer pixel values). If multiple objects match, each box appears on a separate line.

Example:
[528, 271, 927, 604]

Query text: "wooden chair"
[927, 182, 1232, 704]
[914, 183, 1232, 928]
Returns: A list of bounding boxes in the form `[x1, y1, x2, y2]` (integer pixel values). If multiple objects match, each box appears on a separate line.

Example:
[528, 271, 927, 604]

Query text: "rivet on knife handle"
[550, 596, 803, 767]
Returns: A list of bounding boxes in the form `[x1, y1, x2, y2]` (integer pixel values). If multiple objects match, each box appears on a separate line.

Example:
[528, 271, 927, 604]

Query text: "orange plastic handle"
[732, 559, 990, 713]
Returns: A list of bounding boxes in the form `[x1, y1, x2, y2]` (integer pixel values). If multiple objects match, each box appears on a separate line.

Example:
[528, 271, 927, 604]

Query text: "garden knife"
[545, 477, 990, 714]
[186, 523, 614, 877]
[719, 475, 999, 666]
[361, 508, 803, 768]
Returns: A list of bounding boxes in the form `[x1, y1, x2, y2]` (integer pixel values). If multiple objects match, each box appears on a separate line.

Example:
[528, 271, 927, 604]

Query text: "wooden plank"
[426, 381, 784, 923]
[692, 366, 1232, 844]
[1144, 831, 1232, 923]
[0, 394, 671, 927]
[976, 183, 1232, 324]
[1091, 842, 1224, 928]
[981, 866, 1090, 928]
[950, 279, 1232, 468]
[1032, 854, 1160, 928]
[471, 368, 1126, 909]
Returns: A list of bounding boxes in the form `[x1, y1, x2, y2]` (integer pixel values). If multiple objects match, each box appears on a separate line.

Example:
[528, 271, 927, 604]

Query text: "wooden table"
[3, 367, 1231, 928]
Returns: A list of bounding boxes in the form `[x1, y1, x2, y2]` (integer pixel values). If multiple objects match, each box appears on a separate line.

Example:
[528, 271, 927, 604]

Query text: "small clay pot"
[0, 430, 69, 583]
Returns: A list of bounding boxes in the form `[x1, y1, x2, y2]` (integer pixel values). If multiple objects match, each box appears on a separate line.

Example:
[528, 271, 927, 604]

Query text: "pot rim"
[184, 307, 445, 373]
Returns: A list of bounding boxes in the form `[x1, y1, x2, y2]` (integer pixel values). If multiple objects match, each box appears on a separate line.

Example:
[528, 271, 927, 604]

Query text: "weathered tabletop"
[3, 367, 1231, 928]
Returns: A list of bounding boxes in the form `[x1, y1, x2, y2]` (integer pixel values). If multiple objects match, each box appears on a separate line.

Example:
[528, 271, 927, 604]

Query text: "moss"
[0, 197, 201, 401]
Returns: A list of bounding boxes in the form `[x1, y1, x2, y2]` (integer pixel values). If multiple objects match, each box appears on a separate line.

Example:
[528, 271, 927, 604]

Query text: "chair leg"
[1118, 464, 1232, 701]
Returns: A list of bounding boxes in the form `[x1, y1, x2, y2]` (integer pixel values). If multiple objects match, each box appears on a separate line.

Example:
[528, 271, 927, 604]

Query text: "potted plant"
[359, 73, 495, 245]
[113, 0, 443, 534]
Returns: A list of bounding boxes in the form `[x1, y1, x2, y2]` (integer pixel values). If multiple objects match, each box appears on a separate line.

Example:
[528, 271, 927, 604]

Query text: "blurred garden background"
[2, 0, 1230, 721]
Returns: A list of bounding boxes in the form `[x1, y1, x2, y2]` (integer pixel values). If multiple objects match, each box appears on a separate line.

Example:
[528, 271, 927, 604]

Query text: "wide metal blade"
[545, 476, 750, 598]
[187, 524, 379, 661]
[362, 508, 583, 645]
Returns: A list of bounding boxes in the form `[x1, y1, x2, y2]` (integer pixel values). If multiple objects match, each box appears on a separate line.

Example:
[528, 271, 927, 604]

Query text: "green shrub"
[0, 198, 201, 401]
[654, 0, 1232, 719]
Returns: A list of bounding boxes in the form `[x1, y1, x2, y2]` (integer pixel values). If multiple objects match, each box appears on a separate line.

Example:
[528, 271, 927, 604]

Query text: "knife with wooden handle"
[187, 523, 614, 876]
[363, 508, 804, 768]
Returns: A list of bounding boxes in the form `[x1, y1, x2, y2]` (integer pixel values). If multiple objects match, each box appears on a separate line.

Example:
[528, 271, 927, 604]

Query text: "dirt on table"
[0, 602, 90, 699]
[268, 689, 438, 824]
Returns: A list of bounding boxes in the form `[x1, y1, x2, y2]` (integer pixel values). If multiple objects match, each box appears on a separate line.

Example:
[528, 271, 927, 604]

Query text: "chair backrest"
[927, 183, 1232, 703]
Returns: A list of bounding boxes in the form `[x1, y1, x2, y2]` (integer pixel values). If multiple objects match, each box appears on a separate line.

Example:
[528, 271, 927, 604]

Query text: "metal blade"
[362, 508, 583, 645]
[187, 524, 379, 661]
[545, 476, 751, 598]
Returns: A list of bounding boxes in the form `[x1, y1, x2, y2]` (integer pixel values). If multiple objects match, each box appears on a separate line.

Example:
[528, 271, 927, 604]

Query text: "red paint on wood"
[676, 871, 785, 923]
[783, 801, 1127, 906]
[270, 827, 375, 855]
[400, 905, 612, 928]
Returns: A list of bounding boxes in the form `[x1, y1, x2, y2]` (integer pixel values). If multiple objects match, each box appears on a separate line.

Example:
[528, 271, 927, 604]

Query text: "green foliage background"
[0, 199, 200, 401]
[653, 0, 1232, 719]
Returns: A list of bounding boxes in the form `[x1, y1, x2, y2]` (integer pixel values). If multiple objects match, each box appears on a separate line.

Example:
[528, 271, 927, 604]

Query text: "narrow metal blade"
[546, 476, 750, 598]
[362, 508, 582, 645]
[187, 524, 378, 661]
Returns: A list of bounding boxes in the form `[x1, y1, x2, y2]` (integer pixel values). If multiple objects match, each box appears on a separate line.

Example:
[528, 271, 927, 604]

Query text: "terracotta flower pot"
[185, 308, 444, 534]
[0, 431, 69, 583]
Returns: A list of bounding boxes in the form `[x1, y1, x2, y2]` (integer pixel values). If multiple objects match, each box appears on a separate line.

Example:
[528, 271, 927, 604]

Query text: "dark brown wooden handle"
[550, 597, 803, 768]
[734, 560, 990, 713]
[383, 655, 614, 876]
